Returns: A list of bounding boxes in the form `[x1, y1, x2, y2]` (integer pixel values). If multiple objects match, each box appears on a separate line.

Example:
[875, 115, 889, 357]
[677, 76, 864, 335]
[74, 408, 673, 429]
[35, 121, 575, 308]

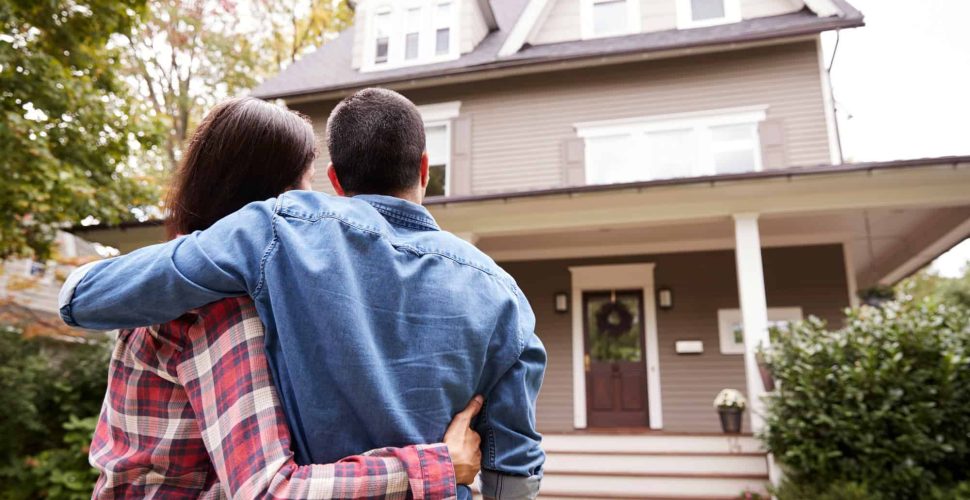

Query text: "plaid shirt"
[90, 296, 457, 499]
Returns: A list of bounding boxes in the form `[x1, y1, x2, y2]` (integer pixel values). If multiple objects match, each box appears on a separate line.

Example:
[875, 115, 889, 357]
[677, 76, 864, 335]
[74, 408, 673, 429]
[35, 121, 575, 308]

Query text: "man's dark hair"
[327, 88, 426, 195]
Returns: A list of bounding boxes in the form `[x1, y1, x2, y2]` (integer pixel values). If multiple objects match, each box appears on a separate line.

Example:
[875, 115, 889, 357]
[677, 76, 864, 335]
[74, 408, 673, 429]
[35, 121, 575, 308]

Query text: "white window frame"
[676, 0, 742, 29]
[718, 307, 803, 355]
[417, 101, 461, 197]
[580, 0, 641, 40]
[575, 106, 767, 184]
[363, 0, 461, 72]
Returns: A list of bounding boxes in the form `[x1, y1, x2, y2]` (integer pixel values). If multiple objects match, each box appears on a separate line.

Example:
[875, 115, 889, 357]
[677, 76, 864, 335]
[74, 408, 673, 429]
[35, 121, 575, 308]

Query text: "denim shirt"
[60, 193, 546, 499]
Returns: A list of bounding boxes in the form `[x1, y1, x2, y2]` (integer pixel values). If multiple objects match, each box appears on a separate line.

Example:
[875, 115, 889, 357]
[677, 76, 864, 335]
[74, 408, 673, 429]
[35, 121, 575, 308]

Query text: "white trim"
[732, 213, 770, 433]
[423, 120, 453, 197]
[675, 0, 741, 29]
[498, 0, 552, 57]
[842, 241, 860, 308]
[569, 264, 663, 430]
[417, 101, 462, 122]
[817, 37, 842, 165]
[580, 0, 641, 40]
[574, 106, 768, 137]
[717, 307, 803, 355]
[486, 232, 852, 262]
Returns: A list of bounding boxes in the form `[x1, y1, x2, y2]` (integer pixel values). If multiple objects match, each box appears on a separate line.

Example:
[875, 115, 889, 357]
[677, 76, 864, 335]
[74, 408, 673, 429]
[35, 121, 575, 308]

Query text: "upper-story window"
[676, 0, 741, 28]
[575, 107, 766, 185]
[581, 0, 640, 39]
[365, 0, 459, 71]
[418, 101, 461, 197]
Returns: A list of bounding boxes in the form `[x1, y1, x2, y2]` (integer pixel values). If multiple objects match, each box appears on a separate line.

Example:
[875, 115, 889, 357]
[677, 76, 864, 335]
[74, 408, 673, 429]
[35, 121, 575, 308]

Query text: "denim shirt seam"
[368, 203, 439, 231]
[254, 198, 284, 298]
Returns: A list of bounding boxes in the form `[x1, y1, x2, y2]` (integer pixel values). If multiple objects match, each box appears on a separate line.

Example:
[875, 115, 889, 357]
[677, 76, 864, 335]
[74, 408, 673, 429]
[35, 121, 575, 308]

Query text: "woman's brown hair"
[165, 97, 317, 238]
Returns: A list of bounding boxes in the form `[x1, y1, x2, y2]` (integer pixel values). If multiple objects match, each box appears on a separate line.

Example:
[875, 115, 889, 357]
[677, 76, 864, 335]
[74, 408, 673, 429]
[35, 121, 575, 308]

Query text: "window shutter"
[758, 119, 787, 170]
[450, 116, 473, 196]
[563, 138, 586, 186]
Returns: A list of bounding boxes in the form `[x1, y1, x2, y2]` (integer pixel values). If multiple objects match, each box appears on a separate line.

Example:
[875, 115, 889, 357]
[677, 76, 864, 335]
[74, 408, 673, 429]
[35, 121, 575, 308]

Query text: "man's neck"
[388, 189, 423, 205]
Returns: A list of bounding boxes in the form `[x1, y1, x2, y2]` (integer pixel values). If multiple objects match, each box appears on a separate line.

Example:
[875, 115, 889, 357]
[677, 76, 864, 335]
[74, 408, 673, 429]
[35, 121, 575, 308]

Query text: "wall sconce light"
[657, 287, 674, 310]
[554, 292, 569, 313]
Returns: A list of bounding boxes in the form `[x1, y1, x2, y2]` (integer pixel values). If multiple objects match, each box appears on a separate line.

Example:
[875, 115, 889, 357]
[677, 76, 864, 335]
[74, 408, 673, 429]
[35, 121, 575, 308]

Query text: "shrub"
[0, 326, 110, 499]
[761, 297, 970, 499]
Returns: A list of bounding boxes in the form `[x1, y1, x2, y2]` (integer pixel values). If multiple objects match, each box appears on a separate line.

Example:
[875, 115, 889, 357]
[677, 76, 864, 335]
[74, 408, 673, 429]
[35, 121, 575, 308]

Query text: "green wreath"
[595, 301, 634, 338]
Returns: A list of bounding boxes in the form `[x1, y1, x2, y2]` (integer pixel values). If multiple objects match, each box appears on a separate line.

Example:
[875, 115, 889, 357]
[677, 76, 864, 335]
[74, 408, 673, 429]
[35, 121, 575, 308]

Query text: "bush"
[761, 297, 970, 499]
[0, 326, 110, 499]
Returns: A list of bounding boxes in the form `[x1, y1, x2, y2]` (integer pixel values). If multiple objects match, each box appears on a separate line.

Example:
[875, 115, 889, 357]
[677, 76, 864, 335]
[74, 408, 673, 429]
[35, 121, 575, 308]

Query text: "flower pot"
[718, 407, 743, 434]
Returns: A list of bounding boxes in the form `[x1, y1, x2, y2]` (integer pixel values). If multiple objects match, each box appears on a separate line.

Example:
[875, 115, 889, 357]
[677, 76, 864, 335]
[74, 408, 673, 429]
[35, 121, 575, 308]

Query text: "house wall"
[530, 0, 804, 45]
[500, 244, 849, 433]
[294, 40, 831, 197]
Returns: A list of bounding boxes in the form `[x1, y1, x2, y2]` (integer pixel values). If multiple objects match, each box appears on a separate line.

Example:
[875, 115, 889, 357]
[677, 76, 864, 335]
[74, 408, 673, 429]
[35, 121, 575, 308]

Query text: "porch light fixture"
[554, 292, 569, 313]
[657, 287, 674, 310]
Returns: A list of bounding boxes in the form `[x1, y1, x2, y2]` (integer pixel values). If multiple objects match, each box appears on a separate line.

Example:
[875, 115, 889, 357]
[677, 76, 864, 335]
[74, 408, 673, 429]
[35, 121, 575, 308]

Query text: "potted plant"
[714, 389, 747, 434]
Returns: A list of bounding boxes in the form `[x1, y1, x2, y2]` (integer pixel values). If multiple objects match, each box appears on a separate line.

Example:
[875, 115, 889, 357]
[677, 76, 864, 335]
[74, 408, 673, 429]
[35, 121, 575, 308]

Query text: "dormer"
[351, 0, 497, 72]
[526, 0, 808, 46]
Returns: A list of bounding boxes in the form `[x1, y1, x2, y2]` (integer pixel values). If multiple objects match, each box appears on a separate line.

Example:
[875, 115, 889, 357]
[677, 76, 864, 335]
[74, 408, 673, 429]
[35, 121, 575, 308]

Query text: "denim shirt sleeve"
[59, 199, 277, 330]
[477, 328, 547, 500]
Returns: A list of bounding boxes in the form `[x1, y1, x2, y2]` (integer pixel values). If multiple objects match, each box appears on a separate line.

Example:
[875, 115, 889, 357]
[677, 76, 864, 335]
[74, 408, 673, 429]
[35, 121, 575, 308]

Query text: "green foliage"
[761, 298, 970, 499]
[0, 326, 110, 498]
[0, 0, 162, 259]
[900, 263, 970, 309]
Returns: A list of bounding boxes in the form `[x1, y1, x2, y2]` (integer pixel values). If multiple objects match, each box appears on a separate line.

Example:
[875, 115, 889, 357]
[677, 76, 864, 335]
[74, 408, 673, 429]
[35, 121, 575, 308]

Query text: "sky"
[820, 0, 970, 277]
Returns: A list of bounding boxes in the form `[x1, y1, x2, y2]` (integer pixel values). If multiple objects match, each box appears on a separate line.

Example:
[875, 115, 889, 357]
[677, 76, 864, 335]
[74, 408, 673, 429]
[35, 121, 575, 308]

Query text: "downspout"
[827, 30, 845, 164]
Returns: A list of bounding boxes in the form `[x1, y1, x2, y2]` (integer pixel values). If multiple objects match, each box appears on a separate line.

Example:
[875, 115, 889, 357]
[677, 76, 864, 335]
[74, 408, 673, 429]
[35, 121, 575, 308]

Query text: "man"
[60, 88, 546, 499]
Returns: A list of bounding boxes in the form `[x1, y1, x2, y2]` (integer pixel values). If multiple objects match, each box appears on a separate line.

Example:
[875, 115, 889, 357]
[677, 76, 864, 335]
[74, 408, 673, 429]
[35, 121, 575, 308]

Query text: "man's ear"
[419, 152, 430, 190]
[327, 163, 347, 196]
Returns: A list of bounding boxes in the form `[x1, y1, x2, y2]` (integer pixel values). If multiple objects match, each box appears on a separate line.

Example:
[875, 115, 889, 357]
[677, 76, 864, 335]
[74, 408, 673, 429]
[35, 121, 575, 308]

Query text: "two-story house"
[73, 0, 970, 497]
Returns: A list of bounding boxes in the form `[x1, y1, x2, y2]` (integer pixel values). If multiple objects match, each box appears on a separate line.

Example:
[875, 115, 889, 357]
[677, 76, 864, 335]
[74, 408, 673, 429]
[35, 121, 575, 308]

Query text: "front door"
[583, 290, 649, 428]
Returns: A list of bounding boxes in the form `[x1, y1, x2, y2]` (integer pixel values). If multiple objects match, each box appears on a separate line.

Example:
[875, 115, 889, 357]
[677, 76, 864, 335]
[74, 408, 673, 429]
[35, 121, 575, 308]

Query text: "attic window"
[676, 0, 741, 28]
[581, 0, 640, 40]
[365, 1, 459, 71]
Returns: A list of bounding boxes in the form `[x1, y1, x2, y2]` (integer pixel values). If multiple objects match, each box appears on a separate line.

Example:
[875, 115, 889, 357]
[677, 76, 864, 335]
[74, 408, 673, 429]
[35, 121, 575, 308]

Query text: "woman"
[90, 97, 481, 499]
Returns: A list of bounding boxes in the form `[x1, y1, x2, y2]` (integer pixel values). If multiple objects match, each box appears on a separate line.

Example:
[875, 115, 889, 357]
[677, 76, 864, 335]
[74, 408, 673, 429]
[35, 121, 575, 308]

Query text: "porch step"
[534, 434, 769, 498]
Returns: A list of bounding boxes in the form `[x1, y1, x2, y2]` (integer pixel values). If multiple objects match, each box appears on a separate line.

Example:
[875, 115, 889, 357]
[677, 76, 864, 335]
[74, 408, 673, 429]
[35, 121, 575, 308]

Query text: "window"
[677, 0, 740, 28]
[416, 101, 461, 197]
[373, 10, 391, 64]
[434, 2, 451, 56]
[718, 308, 803, 355]
[576, 107, 766, 185]
[366, 1, 458, 70]
[405, 7, 421, 60]
[581, 0, 640, 39]
[425, 124, 449, 196]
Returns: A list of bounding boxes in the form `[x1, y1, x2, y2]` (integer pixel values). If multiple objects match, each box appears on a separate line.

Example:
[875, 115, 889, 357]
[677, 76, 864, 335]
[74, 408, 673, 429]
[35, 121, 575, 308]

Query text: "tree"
[119, 0, 352, 171]
[0, 0, 162, 260]
[898, 263, 970, 309]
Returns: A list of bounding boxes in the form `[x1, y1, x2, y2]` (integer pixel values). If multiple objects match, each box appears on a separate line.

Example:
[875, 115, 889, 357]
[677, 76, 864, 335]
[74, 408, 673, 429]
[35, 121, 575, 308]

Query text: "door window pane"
[593, 0, 627, 37]
[586, 291, 643, 362]
[647, 128, 694, 179]
[586, 134, 638, 184]
[691, 0, 726, 21]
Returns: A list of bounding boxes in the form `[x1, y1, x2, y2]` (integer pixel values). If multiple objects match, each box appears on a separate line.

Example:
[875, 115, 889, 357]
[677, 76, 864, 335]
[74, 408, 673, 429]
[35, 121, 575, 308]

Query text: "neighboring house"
[74, 0, 970, 496]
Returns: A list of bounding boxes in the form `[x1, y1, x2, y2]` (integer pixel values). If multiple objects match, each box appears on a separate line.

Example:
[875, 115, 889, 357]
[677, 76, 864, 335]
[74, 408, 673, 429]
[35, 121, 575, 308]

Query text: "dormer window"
[365, 0, 459, 71]
[581, 0, 641, 40]
[676, 0, 741, 28]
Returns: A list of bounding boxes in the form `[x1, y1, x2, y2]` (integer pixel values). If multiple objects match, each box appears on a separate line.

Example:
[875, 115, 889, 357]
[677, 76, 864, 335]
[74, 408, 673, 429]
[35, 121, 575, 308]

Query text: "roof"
[423, 155, 970, 206]
[252, 0, 863, 100]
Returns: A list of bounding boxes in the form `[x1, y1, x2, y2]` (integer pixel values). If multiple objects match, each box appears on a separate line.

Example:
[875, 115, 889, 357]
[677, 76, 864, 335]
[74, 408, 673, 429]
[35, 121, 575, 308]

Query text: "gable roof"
[252, 0, 863, 101]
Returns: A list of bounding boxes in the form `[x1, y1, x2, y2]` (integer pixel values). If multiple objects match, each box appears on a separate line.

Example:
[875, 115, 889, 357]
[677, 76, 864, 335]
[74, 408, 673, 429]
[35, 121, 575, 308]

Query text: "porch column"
[733, 213, 770, 433]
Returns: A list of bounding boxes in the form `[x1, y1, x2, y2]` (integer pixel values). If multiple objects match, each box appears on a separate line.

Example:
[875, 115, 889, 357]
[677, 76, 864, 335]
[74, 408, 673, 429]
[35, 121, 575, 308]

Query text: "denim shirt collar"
[354, 194, 440, 231]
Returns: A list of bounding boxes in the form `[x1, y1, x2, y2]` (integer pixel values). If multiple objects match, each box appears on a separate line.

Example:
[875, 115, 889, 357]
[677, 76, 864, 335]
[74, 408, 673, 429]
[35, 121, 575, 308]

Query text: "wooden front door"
[583, 290, 649, 428]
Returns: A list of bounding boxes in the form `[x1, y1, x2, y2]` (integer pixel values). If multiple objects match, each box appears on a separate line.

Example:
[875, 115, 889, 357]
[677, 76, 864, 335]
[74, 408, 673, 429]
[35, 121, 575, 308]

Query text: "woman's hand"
[443, 395, 484, 485]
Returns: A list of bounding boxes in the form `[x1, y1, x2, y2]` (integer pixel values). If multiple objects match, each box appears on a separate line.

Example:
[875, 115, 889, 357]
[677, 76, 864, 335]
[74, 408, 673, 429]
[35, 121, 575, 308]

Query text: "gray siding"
[501, 244, 849, 433]
[295, 41, 832, 196]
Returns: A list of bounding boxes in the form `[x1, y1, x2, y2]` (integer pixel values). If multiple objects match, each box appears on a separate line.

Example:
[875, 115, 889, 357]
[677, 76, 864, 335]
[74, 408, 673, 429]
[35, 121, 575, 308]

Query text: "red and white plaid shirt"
[90, 296, 457, 499]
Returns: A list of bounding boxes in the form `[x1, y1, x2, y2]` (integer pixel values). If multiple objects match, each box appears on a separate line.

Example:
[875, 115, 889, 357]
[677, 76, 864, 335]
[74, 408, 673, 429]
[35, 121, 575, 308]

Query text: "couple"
[60, 89, 545, 499]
